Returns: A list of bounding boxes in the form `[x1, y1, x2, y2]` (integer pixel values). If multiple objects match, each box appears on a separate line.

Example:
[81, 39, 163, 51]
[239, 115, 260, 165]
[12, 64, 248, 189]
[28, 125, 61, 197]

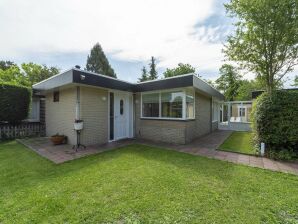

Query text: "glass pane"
[161, 91, 183, 118]
[109, 92, 114, 140]
[186, 91, 194, 119]
[142, 93, 159, 117]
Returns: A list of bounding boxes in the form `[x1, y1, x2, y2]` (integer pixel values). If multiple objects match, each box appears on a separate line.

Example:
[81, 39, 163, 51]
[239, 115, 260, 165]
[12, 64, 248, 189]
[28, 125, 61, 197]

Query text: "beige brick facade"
[45, 87, 77, 145]
[45, 87, 215, 146]
[45, 86, 108, 146]
[79, 87, 108, 145]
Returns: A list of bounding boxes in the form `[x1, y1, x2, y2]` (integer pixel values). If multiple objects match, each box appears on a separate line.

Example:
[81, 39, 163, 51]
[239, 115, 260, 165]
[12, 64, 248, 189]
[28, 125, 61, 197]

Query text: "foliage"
[0, 61, 16, 70]
[85, 43, 117, 78]
[292, 75, 298, 86]
[0, 61, 59, 87]
[235, 79, 264, 100]
[0, 65, 28, 86]
[21, 63, 59, 86]
[0, 83, 31, 123]
[215, 64, 242, 101]
[219, 131, 256, 155]
[148, 56, 158, 80]
[251, 90, 298, 159]
[163, 63, 195, 78]
[224, 0, 298, 95]
[1, 141, 298, 223]
[138, 66, 149, 82]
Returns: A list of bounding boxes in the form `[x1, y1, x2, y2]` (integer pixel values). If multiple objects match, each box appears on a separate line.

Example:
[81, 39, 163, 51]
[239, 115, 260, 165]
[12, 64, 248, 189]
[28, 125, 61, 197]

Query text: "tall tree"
[215, 64, 242, 101]
[148, 56, 158, 80]
[85, 43, 117, 78]
[224, 0, 298, 95]
[0, 61, 16, 70]
[21, 63, 60, 86]
[138, 66, 149, 82]
[163, 63, 196, 78]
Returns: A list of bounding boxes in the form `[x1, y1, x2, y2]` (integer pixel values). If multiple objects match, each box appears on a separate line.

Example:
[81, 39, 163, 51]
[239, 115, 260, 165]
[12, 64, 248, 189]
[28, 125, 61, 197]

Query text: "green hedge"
[251, 90, 298, 159]
[0, 83, 31, 123]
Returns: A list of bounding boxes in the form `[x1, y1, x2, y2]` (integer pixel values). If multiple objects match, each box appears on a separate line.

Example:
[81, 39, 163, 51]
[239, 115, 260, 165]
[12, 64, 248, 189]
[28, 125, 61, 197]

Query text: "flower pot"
[74, 122, 83, 130]
[50, 135, 66, 145]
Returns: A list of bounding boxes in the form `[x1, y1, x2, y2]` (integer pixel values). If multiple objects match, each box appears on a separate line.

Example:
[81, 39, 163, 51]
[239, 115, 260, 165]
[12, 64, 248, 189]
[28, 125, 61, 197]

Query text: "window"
[141, 89, 195, 120]
[120, 99, 124, 115]
[27, 98, 40, 122]
[186, 91, 194, 119]
[239, 107, 246, 117]
[53, 91, 59, 102]
[161, 91, 183, 118]
[212, 100, 218, 122]
[142, 93, 159, 117]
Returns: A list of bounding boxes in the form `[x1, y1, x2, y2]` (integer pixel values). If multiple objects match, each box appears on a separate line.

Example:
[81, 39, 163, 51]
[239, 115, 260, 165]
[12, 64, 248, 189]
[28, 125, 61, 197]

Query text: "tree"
[215, 64, 242, 101]
[0, 62, 59, 87]
[21, 63, 60, 86]
[148, 56, 158, 80]
[138, 66, 149, 82]
[292, 75, 298, 86]
[0, 61, 16, 70]
[163, 63, 196, 78]
[0, 65, 28, 86]
[224, 0, 298, 95]
[85, 43, 117, 78]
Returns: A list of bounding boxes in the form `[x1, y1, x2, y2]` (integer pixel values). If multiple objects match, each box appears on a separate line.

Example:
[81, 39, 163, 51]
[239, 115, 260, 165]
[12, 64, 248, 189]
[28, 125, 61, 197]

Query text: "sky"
[0, 0, 296, 86]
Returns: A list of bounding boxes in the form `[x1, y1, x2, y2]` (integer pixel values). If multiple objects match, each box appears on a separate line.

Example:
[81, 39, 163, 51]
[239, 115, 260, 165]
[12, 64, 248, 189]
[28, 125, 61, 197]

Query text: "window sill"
[140, 117, 195, 121]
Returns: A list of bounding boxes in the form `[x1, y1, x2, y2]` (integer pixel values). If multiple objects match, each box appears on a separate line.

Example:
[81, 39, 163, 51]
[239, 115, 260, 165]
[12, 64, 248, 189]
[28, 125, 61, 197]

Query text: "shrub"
[0, 83, 31, 123]
[251, 90, 298, 159]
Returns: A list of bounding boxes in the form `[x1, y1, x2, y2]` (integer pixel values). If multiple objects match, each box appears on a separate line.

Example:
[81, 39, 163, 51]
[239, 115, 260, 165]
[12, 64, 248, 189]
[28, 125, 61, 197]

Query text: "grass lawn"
[1, 141, 298, 223]
[219, 131, 256, 155]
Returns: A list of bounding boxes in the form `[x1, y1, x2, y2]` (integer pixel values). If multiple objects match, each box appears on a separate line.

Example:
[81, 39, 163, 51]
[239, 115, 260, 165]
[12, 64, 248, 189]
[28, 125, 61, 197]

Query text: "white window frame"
[140, 88, 195, 120]
[26, 98, 40, 122]
[212, 98, 220, 122]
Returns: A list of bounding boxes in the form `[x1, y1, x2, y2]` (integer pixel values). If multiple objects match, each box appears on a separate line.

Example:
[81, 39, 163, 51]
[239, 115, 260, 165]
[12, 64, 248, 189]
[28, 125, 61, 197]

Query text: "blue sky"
[0, 0, 296, 85]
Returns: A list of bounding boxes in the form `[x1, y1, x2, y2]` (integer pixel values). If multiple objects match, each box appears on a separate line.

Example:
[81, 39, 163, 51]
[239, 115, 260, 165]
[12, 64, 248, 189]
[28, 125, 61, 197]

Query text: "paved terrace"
[17, 130, 298, 176]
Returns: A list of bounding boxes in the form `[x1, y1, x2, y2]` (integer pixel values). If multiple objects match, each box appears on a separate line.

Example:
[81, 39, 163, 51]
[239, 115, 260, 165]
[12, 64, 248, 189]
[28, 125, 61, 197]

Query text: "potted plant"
[50, 133, 67, 145]
[74, 119, 83, 130]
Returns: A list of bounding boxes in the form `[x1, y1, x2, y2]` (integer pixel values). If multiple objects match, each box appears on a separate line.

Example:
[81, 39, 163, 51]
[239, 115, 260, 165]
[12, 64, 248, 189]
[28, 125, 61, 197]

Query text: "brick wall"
[45, 87, 76, 145]
[79, 87, 108, 145]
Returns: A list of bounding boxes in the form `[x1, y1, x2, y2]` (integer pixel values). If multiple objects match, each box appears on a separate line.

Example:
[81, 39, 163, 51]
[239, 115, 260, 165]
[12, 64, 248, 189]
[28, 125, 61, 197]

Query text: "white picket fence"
[0, 123, 45, 140]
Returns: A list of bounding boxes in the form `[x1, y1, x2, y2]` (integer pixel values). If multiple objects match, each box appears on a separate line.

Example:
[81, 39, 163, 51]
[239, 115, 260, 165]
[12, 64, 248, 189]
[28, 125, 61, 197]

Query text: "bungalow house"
[33, 67, 224, 146]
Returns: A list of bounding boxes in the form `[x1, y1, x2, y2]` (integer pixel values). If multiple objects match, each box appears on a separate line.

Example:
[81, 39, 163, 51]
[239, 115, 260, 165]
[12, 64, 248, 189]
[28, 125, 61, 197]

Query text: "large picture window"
[141, 89, 195, 120]
[142, 93, 159, 117]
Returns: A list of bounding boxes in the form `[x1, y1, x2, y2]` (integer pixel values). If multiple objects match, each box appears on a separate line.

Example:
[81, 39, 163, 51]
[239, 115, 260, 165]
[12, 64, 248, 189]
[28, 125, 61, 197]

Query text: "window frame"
[140, 88, 195, 120]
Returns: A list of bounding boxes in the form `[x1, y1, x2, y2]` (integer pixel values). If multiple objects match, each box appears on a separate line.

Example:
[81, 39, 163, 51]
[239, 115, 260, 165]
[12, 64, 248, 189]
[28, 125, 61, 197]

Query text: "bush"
[251, 90, 298, 160]
[0, 83, 31, 123]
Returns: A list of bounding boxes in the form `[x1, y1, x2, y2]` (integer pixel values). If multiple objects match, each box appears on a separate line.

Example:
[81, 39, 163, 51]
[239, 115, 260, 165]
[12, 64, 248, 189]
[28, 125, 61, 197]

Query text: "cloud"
[0, 0, 229, 74]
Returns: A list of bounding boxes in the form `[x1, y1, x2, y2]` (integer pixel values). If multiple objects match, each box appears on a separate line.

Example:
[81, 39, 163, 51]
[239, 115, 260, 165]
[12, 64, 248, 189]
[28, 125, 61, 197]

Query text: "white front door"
[113, 92, 130, 140]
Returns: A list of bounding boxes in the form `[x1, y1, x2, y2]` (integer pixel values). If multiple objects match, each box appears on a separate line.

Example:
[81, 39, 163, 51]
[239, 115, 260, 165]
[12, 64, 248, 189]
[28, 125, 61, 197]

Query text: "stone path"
[136, 131, 298, 176]
[17, 131, 298, 176]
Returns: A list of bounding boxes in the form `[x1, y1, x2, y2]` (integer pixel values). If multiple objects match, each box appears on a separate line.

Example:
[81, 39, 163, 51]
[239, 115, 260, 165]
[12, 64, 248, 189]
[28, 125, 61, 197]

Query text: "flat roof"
[33, 68, 224, 100]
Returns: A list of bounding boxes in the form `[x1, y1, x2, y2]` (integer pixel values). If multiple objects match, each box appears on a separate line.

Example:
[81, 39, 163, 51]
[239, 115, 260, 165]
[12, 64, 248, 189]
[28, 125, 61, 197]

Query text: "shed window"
[53, 91, 59, 102]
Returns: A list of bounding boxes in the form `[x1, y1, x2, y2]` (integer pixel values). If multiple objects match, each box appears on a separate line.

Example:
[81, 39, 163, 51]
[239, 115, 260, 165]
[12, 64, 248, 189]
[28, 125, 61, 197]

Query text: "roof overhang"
[33, 68, 224, 100]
